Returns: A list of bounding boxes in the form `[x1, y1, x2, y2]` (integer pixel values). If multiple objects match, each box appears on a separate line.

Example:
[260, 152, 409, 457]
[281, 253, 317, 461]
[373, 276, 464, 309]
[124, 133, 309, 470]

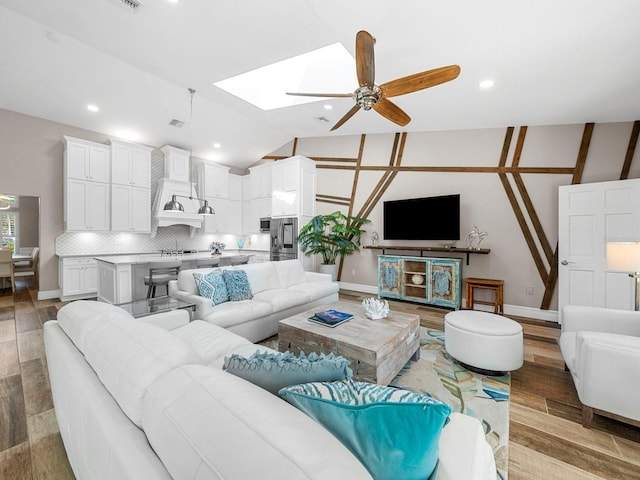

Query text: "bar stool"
[465, 277, 504, 314]
[196, 257, 220, 268]
[144, 260, 181, 298]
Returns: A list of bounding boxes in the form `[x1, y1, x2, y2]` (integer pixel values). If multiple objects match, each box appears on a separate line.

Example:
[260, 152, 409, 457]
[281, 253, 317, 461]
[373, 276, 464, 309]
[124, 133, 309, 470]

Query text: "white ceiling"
[1, 0, 639, 169]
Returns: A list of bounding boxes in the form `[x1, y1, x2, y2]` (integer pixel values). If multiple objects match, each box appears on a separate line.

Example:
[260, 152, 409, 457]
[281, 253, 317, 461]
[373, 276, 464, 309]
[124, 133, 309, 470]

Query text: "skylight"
[214, 43, 356, 111]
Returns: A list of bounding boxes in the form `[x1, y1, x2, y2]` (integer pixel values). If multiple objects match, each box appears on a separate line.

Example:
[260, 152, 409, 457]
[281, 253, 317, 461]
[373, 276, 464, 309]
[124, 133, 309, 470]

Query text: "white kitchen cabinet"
[111, 184, 151, 232]
[229, 174, 242, 201]
[202, 197, 229, 233]
[248, 197, 271, 233]
[161, 145, 191, 183]
[241, 175, 250, 202]
[198, 161, 229, 199]
[241, 201, 252, 234]
[65, 179, 110, 231]
[249, 164, 272, 199]
[271, 155, 316, 218]
[60, 257, 98, 300]
[63, 136, 110, 183]
[109, 139, 152, 188]
[227, 200, 242, 234]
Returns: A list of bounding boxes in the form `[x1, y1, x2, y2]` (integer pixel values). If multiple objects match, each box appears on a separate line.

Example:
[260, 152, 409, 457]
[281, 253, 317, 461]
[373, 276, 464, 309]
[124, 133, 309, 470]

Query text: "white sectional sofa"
[168, 259, 339, 342]
[45, 300, 497, 480]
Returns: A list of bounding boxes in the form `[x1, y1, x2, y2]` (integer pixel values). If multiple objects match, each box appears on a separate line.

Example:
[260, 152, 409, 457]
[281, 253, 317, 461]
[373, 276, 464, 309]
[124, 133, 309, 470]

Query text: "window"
[0, 194, 18, 252]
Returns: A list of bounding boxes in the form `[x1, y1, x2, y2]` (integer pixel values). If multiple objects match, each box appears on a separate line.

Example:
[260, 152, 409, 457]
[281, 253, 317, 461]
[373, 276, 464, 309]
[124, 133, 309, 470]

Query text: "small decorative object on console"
[411, 274, 424, 285]
[362, 297, 389, 320]
[209, 241, 226, 255]
[466, 225, 488, 250]
[370, 231, 379, 247]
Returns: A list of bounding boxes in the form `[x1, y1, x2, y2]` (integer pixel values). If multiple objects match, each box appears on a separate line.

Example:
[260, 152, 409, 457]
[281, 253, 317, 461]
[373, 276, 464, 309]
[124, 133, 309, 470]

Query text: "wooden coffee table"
[278, 301, 421, 385]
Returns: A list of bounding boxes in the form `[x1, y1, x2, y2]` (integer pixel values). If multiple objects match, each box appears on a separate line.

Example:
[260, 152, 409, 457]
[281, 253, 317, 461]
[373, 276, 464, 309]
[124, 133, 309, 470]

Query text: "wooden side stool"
[465, 278, 504, 314]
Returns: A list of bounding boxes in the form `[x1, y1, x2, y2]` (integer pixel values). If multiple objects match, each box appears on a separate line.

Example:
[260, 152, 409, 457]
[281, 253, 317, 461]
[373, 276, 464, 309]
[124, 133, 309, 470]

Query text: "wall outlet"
[525, 285, 534, 295]
[351, 269, 356, 276]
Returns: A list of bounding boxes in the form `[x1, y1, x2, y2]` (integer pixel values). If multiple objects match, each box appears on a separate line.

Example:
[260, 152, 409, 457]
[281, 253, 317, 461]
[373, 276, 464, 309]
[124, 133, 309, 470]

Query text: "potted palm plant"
[296, 211, 370, 280]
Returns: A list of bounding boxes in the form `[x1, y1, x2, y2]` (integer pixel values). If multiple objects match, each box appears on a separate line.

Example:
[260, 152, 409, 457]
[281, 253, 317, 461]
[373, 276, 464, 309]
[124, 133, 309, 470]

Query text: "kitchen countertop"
[94, 251, 260, 265]
[58, 249, 269, 259]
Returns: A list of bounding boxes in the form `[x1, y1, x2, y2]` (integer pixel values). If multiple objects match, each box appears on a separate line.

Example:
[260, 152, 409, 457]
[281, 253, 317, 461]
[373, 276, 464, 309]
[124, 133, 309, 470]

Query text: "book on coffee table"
[308, 309, 353, 327]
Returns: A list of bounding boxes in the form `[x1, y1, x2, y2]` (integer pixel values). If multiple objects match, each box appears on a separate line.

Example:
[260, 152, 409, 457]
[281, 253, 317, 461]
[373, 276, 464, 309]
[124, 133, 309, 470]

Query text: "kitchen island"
[95, 251, 261, 304]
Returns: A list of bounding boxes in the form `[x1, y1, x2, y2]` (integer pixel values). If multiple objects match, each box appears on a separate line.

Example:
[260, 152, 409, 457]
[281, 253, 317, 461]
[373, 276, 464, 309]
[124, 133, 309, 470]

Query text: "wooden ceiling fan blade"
[286, 92, 353, 98]
[330, 104, 361, 131]
[356, 30, 375, 87]
[373, 98, 411, 126]
[380, 65, 461, 98]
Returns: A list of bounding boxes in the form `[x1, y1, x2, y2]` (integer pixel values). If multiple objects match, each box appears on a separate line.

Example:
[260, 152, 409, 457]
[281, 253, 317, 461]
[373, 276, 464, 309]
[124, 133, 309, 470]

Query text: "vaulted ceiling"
[1, 0, 638, 169]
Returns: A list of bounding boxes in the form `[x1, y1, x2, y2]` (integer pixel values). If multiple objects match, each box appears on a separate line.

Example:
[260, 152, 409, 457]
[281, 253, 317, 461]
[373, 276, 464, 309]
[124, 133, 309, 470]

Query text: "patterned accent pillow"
[222, 270, 253, 301]
[193, 271, 228, 305]
[280, 380, 451, 480]
[223, 350, 352, 395]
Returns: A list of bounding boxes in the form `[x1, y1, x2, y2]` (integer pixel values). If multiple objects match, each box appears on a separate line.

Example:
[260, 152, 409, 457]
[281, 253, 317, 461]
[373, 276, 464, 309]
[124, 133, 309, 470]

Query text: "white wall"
[272, 122, 640, 314]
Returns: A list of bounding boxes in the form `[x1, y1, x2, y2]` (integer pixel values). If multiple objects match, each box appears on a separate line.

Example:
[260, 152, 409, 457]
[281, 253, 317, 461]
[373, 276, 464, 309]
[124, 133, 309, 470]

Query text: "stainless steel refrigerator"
[270, 217, 298, 261]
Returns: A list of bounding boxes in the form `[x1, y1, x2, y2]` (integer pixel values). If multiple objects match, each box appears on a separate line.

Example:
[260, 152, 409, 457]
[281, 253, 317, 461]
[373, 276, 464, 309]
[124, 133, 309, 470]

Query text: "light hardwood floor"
[1, 284, 639, 479]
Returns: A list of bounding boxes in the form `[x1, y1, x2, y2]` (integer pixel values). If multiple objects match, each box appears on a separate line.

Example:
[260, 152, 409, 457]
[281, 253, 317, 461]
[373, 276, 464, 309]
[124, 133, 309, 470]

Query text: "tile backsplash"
[55, 229, 269, 255]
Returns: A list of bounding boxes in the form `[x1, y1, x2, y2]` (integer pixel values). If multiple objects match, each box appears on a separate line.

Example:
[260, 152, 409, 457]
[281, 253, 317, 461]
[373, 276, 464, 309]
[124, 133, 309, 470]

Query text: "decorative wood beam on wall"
[337, 135, 367, 281]
[301, 120, 638, 307]
[317, 165, 576, 174]
[497, 127, 550, 285]
[620, 121, 640, 180]
[316, 194, 351, 206]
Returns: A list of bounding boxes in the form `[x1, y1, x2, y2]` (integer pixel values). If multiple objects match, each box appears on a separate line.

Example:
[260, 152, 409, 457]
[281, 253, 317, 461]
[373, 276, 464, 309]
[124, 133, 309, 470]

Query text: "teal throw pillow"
[193, 271, 228, 305]
[222, 270, 253, 301]
[279, 380, 451, 480]
[223, 350, 352, 395]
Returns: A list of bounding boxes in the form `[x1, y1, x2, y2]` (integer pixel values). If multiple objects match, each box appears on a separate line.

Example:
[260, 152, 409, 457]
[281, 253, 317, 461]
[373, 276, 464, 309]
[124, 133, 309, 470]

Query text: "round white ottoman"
[444, 310, 524, 375]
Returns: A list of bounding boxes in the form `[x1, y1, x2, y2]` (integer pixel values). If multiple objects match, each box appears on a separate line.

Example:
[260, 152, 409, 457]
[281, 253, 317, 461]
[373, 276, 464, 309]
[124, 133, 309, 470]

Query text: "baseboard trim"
[339, 282, 559, 323]
[37, 290, 60, 301]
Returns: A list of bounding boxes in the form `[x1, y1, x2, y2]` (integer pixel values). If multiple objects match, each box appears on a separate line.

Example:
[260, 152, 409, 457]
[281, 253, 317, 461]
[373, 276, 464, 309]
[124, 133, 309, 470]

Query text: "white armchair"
[559, 305, 640, 427]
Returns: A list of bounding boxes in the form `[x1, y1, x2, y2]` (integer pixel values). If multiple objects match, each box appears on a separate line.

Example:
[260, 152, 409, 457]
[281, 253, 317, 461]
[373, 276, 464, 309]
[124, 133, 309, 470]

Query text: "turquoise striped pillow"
[280, 380, 451, 480]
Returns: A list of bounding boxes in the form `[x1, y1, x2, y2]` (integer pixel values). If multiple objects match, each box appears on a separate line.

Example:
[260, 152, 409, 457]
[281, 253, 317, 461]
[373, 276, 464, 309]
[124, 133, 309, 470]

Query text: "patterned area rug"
[390, 329, 509, 480]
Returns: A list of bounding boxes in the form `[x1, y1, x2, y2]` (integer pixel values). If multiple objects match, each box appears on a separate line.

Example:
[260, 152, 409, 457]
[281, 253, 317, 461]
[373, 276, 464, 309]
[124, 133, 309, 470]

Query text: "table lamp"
[606, 241, 640, 311]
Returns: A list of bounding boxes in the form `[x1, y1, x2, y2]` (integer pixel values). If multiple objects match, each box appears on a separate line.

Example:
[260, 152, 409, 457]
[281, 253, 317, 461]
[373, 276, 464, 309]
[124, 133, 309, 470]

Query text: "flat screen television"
[383, 194, 460, 241]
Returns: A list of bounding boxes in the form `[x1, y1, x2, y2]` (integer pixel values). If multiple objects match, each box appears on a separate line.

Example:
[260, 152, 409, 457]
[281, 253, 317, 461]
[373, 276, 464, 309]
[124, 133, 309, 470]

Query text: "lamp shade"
[198, 199, 214, 215]
[163, 194, 184, 212]
[606, 242, 640, 271]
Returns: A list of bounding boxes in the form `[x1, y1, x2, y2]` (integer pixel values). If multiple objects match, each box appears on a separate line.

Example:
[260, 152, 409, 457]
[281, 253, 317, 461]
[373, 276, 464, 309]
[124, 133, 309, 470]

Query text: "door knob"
[560, 260, 575, 265]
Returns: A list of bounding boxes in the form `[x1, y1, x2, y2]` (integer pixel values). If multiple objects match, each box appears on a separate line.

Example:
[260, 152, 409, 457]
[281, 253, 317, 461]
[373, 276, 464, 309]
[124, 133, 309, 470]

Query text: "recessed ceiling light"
[87, 104, 99, 112]
[212, 143, 221, 148]
[323, 104, 333, 110]
[166, 0, 179, 3]
[479, 79, 495, 89]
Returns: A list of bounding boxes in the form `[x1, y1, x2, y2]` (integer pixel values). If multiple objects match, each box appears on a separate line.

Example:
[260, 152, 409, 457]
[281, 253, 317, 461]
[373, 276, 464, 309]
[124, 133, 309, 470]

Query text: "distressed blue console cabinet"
[377, 255, 462, 309]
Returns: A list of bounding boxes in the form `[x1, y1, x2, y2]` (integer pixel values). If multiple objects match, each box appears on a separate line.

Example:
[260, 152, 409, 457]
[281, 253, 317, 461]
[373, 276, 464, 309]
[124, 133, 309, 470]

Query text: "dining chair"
[14, 246, 39, 287]
[0, 249, 15, 292]
[144, 260, 182, 298]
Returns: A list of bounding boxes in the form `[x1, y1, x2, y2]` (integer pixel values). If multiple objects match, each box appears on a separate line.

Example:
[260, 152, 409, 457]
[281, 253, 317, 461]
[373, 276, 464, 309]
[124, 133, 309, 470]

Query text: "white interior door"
[558, 179, 640, 320]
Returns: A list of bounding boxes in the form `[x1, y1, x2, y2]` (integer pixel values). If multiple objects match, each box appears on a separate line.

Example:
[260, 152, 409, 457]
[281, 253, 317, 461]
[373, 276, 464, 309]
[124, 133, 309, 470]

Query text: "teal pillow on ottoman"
[279, 380, 451, 480]
[223, 350, 352, 395]
[222, 270, 253, 301]
[193, 271, 228, 305]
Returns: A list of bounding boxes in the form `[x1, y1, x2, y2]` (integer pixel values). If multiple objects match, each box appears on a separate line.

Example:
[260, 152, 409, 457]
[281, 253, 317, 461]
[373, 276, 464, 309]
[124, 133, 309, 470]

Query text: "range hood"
[151, 146, 204, 238]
